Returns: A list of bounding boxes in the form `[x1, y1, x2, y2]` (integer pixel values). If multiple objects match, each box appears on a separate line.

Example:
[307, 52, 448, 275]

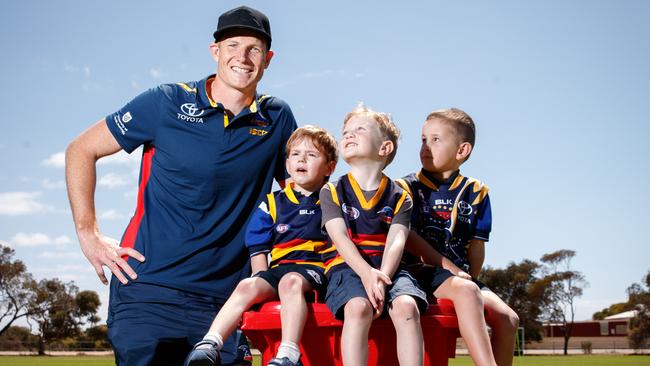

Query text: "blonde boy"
[320, 105, 427, 366]
[400, 108, 519, 366]
[185, 126, 337, 366]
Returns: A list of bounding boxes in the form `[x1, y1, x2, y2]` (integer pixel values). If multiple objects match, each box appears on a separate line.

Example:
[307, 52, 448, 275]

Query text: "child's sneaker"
[267, 357, 302, 366]
[184, 339, 221, 366]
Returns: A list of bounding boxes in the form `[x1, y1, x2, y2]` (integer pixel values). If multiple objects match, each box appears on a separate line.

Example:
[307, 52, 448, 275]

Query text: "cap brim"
[213, 26, 272, 46]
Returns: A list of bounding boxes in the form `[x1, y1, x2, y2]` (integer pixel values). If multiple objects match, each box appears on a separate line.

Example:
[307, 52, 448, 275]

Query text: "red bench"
[241, 299, 461, 366]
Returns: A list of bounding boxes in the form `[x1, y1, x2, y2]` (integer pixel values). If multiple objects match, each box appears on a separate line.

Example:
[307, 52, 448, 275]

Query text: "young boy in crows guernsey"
[319, 105, 428, 366]
[185, 126, 338, 366]
[398, 108, 519, 366]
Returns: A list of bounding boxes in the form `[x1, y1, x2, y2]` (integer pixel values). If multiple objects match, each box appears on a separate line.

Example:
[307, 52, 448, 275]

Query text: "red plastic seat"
[241, 298, 460, 366]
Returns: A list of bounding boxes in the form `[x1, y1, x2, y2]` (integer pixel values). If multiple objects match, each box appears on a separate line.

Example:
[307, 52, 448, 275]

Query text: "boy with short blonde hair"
[185, 125, 337, 366]
[320, 104, 427, 366]
[400, 107, 519, 366]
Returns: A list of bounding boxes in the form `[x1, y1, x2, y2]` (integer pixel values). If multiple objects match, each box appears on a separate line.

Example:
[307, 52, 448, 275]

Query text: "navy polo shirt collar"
[196, 75, 270, 125]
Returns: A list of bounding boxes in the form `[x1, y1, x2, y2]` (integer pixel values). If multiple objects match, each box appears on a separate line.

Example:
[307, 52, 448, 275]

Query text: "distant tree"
[627, 270, 650, 351]
[75, 290, 101, 327]
[0, 325, 39, 351]
[0, 244, 36, 335]
[592, 301, 636, 320]
[27, 278, 101, 355]
[539, 249, 588, 355]
[481, 259, 546, 342]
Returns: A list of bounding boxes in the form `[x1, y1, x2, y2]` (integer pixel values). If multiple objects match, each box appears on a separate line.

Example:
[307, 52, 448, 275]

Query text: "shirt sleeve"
[245, 200, 276, 257]
[105, 86, 163, 153]
[273, 107, 298, 184]
[474, 194, 492, 242]
[393, 193, 413, 228]
[319, 185, 342, 227]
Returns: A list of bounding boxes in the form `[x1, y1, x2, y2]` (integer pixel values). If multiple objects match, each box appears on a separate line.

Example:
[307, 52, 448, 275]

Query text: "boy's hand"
[456, 270, 472, 280]
[361, 268, 392, 315]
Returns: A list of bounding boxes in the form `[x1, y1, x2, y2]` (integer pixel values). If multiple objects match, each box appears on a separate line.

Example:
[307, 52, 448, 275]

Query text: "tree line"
[3, 243, 648, 354]
[482, 249, 649, 353]
[0, 244, 104, 354]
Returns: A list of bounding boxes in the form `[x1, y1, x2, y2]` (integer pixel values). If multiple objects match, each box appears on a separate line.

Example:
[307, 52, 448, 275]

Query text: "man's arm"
[466, 239, 485, 279]
[65, 119, 145, 285]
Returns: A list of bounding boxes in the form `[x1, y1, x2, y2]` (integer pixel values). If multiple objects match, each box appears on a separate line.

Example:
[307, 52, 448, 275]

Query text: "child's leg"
[388, 295, 423, 366]
[277, 272, 314, 343]
[206, 276, 276, 342]
[482, 290, 519, 366]
[341, 297, 374, 366]
[434, 277, 496, 366]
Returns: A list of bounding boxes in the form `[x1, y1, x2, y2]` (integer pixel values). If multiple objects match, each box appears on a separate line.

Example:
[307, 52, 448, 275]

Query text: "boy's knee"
[389, 296, 420, 321]
[452, 279, 482, 301]
[488, 306, 519, 332]
[344, 298, 374, 320]
[278, 273, 304, 295]
[235, 277, 263, 295]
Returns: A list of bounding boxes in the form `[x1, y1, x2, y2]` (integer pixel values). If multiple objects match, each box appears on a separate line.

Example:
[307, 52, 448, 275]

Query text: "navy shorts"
[325, 265, 428, 320]
[408, 265, 455, 294]
[254, 264, 327, 295]
[107, 279, 251, 366]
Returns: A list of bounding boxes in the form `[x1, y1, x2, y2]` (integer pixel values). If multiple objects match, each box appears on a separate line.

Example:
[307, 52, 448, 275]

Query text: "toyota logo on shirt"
[180, 103, 205, 117]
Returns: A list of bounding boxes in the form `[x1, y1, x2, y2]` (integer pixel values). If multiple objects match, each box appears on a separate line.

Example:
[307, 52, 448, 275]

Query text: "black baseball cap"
[213, 6, 272, 48]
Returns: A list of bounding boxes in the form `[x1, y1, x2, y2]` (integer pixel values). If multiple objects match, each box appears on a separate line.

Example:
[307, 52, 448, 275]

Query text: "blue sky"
[1, 0, 649, 326]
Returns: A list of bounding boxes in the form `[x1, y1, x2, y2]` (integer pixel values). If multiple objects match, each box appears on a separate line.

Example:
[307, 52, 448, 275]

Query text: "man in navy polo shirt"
[65, 6, 297, 365]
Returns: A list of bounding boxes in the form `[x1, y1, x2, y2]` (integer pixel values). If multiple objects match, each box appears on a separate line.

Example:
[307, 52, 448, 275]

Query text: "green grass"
[0, 355, 264, 366]
[0, 355, 648, 366]
[450, 355, 650, 366]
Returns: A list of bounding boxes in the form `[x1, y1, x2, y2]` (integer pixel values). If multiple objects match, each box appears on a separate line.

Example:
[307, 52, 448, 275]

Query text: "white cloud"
[42, 179, 65, 189]
[97, 173, 129, 188]
[149, 68, 164, 80]
[99, 209, 125, 220]
[9, 233, 72, 248]
[0, 191, 52, 216]
[41, 251, 82, 259]
[42, 152, 65, 167]
[84, 66, 91, 78]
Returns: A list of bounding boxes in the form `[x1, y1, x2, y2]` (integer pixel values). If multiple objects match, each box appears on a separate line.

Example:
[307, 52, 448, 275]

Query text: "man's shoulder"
[257, 94, 293, 116]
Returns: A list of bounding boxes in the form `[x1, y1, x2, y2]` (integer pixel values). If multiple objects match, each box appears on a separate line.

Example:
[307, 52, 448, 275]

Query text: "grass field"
[0, 355, 649, 366]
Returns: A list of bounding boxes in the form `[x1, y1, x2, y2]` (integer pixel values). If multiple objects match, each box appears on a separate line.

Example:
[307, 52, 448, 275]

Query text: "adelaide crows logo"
[377, 206, 394, 224]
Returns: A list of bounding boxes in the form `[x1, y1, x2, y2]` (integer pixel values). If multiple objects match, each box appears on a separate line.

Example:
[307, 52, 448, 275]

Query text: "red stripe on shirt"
[120, 145, 155, 258]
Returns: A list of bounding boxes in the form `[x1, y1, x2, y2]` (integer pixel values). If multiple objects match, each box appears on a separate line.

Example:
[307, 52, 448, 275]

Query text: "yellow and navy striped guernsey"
[396, 170, 492, 273]
[245, 183, 327, 269]
[322, 173, 409, 273]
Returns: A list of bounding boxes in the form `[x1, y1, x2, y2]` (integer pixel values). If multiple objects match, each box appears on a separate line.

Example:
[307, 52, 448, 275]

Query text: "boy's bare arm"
[325, 217, 391, 310]
[467, 239, 485, 279]
[406, 230, 471, 279]
[380, 223, 408, 278]
[250, 253, 269, 275]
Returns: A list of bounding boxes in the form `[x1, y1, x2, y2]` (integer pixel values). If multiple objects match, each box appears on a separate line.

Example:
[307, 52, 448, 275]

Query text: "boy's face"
[286, 138, 335, 193]
[341, 116, 387, 164]
[420, 118, 465, 174]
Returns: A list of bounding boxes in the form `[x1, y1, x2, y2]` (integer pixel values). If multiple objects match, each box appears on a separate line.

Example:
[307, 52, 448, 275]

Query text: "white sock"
[202, 333, 223, 350]
[275, 341, 300, 363]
